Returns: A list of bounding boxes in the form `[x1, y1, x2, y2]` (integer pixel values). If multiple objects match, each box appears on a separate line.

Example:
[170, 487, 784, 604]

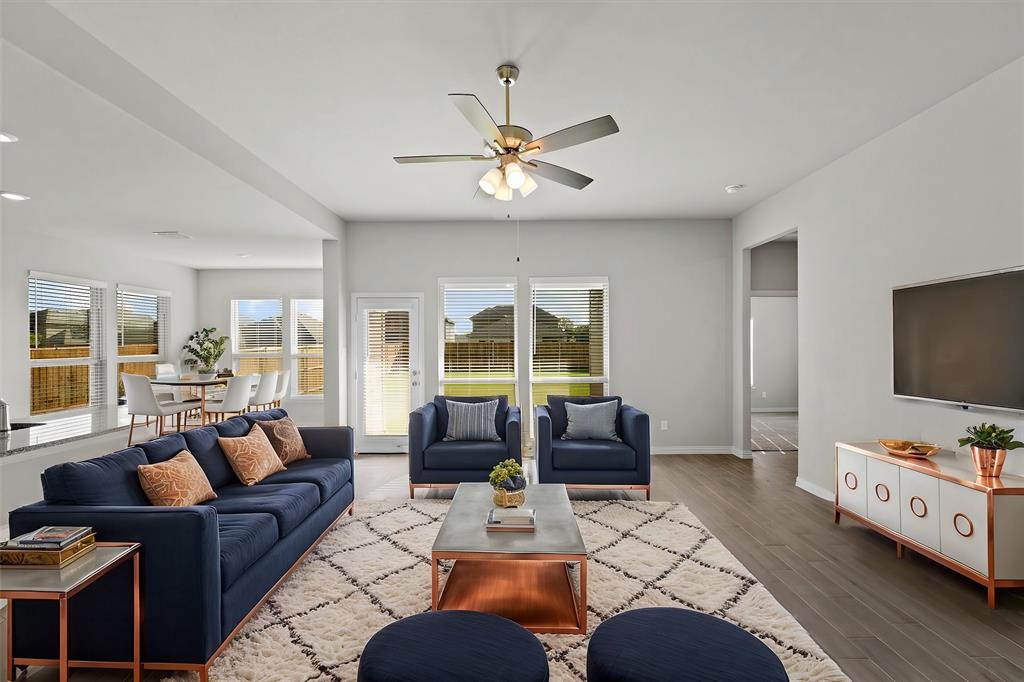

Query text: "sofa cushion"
[562, 401, 622, 442]
[433, 395, 508, 441]
[206, 482, 320, 537]
[551, 440, 636, 471]
[424, 441, 509, 471]
[137, 451, 218, 507]
[139, 433, 188, 464]
[547, 395, 621, 439]
[443, 399, 501, 442]
[40, 448, 150, 506]
[241, 408, 287, 425]
[218, 513, 278, 590]
[261, 458, 352, 500]
[218, 424, 286, 486]
[183, 426, 238, 489]
[216, 416, 252, 438]
[256, 417, 310, 465]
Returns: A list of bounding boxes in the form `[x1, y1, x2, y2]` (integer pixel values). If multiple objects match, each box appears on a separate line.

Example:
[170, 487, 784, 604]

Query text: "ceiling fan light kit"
[394, 64, 619, 200]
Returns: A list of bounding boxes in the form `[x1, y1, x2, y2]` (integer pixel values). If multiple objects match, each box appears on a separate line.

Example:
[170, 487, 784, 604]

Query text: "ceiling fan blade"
[526, 160, 593, 190]
[394, 154, 491, 164]
[523, 115, 619, 155]
[449, 94, 505, 151]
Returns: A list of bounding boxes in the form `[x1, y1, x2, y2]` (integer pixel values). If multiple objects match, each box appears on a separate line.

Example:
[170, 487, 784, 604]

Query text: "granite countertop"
[0, 408, 128, 458]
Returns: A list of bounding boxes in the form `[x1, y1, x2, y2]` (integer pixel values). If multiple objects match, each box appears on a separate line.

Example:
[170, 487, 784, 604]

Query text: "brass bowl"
[878, 439, 941, 458]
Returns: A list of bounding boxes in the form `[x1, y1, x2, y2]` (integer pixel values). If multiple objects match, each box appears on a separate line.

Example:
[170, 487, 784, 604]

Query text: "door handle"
[412, 381, 420, 387]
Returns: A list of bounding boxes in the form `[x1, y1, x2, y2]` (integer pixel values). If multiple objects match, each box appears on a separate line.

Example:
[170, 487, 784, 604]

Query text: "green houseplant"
[489, 459, 526, 508]
[958, 422, 1024, 477]
[182, 327, 229, 377]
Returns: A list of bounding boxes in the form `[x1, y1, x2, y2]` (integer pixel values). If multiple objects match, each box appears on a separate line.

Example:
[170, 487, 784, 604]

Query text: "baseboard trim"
[731, 447, 753, 460]
[652, 446, 735, 455]
[751, 408, 798, 413]
[795, 476, 833, 501]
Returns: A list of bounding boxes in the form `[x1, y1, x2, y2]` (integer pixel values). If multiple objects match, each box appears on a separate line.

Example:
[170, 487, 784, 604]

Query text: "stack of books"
[1, 526, 96, 568]
[486, 508, 536, 532]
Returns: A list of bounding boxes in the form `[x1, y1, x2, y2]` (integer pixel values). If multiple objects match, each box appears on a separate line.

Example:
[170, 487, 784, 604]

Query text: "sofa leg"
[409, 483, 415, 499]
[199, 665, 209, 682]
[646, 487, 651, 501]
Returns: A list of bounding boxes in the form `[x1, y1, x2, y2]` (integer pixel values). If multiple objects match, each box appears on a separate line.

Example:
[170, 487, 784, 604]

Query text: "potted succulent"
[182, 327, 229, 379]
[489, 459, 527, 508]
[958, 422, 1024, 477]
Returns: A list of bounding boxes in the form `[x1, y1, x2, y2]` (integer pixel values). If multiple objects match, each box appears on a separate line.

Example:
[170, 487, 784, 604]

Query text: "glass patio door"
[354, 297, 422, 453]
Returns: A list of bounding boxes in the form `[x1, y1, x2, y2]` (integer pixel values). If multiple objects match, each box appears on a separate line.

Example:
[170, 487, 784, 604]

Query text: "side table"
[1, 541, 141, 682]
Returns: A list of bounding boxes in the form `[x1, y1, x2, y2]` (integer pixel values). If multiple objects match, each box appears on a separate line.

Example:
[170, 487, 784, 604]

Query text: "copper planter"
[970, 445, 1007, 477]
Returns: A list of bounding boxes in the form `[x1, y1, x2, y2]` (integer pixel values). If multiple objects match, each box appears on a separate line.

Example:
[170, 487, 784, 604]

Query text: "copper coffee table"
[431, 483, 587, 634]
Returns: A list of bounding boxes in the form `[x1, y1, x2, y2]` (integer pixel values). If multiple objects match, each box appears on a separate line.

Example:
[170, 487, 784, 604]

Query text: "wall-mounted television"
[893, 268, 1024, 411]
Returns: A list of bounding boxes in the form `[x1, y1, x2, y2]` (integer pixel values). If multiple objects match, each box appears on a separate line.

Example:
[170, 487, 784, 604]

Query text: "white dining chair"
[153, 363, 178, 403]
[122, 373, 193, 446]
[272, 370, 290, 408]
[248, 371, 279, 411]
[204, 375, 256, 423]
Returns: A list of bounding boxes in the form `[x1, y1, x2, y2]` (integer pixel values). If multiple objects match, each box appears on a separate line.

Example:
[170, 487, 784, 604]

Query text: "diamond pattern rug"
[166, 500, 848, 681]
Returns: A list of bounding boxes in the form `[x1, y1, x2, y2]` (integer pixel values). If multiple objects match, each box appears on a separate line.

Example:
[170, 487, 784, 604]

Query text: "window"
[291, 299, 324, 395]
[530, 279, 609, 409]
[231, 299, 283, 375]
[439, 279, 517, 404]
[116, 286, 169, 397]
[28, 273, 107, 415]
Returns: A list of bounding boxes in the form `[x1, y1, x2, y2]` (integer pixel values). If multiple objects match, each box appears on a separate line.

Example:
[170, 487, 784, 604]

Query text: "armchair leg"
[409, 483, 415, 499]
[646, 486, 651, 501]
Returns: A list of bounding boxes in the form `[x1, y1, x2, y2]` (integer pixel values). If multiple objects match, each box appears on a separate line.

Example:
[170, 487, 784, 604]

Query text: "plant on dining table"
[182, 327, 229, 374]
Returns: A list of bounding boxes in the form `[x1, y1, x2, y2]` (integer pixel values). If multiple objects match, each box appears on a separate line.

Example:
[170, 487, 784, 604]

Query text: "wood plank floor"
[13, 452, 1024, 681]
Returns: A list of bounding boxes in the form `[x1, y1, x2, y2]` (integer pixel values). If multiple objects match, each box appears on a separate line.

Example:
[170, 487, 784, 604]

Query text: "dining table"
[150, 376, 229, 426]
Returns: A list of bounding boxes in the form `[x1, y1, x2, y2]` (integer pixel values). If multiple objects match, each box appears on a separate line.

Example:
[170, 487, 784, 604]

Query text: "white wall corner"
[795, 476, 833, 501]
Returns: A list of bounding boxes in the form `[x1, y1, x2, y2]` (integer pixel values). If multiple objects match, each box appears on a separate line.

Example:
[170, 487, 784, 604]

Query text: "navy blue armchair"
[536, 396, 651, 499]
[409, 395, 521, 497]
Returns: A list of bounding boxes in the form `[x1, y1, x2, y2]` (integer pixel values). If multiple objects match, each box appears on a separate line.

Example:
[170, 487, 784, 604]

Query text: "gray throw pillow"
[443, 399, 501, 441]
[562, 401, 621, 441]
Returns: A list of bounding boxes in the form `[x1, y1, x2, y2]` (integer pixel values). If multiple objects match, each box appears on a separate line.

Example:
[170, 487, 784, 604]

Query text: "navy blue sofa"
[536, 396, 651, 499]
[7, 409, 354, 678]
[408, 395, 521, 497]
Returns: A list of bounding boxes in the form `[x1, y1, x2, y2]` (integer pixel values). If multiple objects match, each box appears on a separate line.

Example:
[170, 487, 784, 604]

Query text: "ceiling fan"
[393, 64, 619, 201]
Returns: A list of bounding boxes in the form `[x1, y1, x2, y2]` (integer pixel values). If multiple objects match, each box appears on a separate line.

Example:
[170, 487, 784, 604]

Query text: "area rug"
[167, 500, 848, 681]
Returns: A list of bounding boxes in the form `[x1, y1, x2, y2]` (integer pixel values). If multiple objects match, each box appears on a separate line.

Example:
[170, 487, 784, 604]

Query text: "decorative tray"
[878, 439, 941, 459]
[0, 533, 97, 569]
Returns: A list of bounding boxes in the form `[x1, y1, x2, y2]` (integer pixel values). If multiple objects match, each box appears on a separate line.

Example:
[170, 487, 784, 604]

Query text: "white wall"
[751, 297, 798, 411]
[345, 219, 733, 452]
[733, 58, 1024, 495]
[1, 228, 198, 418]
[196, 268, 324, 424]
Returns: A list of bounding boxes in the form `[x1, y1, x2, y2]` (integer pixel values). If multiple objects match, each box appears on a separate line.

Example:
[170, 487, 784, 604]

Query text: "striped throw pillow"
[443, 399, 501, 442]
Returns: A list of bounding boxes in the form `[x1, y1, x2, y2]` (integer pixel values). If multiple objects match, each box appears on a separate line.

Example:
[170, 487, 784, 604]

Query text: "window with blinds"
[116, 287, 169, 395]
[28, 274, 107, 415]
[292, 299, 324, 396]
[231, 299, 283, 375]
[363, 309, 411, 435]
[439, 280, 517, 405]
[530, 279, 609, 409]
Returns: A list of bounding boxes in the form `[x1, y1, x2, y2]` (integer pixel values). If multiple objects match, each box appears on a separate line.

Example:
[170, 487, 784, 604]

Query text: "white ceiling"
[3, 2, 1022, 270]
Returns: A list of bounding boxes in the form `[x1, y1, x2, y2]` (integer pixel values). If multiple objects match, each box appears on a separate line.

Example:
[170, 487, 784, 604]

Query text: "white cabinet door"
[837, 448, 867, 517]
[899, 468, 941, 551]
[939, 480, 989, 575]
[866, 458, 900, 531]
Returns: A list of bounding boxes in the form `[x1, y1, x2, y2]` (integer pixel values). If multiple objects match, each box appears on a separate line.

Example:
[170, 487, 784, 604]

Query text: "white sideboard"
[835, 441, 1024, 608]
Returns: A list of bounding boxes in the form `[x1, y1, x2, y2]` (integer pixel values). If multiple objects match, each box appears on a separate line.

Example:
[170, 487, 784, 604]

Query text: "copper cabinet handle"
[844, 472, 858, 490]
[874, 483, 890, 502]
[953, 512, 974, 538]
[910, 495, 928, 518]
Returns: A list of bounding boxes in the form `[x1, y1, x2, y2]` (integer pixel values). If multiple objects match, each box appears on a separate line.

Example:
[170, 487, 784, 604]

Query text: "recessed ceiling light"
[725, 184, 745, 194]
[0, 131, 19, 143]
[0, 191, 30, 201]
[236, 253, 251, 259]
[152, 230, 192, 239]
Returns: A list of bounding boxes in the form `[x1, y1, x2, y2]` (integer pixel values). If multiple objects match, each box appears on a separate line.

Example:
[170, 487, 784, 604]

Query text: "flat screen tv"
[893, 268, 1024, 411]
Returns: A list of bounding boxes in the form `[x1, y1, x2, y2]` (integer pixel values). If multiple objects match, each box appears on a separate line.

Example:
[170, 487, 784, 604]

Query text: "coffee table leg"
[431, 557, 439, 610]
[59, 597, 68, 682]
[133, 552, 141, 681]
[578, 557, 588, 633]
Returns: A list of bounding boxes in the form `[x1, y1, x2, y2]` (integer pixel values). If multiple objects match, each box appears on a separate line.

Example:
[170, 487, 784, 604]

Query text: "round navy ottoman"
[587, 608, 788, 682]
[357, 610, 549, 682]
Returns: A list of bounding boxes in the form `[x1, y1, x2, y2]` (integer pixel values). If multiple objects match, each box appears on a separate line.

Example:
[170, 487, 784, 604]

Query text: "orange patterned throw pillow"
[137, 451, 217, 507]
[218, 423, 286, 485]
[256, 417, 311, 465]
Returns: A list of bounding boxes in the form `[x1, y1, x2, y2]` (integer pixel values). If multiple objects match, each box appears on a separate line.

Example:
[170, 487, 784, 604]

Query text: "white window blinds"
[292, 298, 324, 395]
[28, 274, 107, 414]
[363, 309, 411, 435]
[439, 281, 517, 404]
[116, 288, 168, 357]
[231, 299, 283, 375]
[530, 280, 609, 408]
